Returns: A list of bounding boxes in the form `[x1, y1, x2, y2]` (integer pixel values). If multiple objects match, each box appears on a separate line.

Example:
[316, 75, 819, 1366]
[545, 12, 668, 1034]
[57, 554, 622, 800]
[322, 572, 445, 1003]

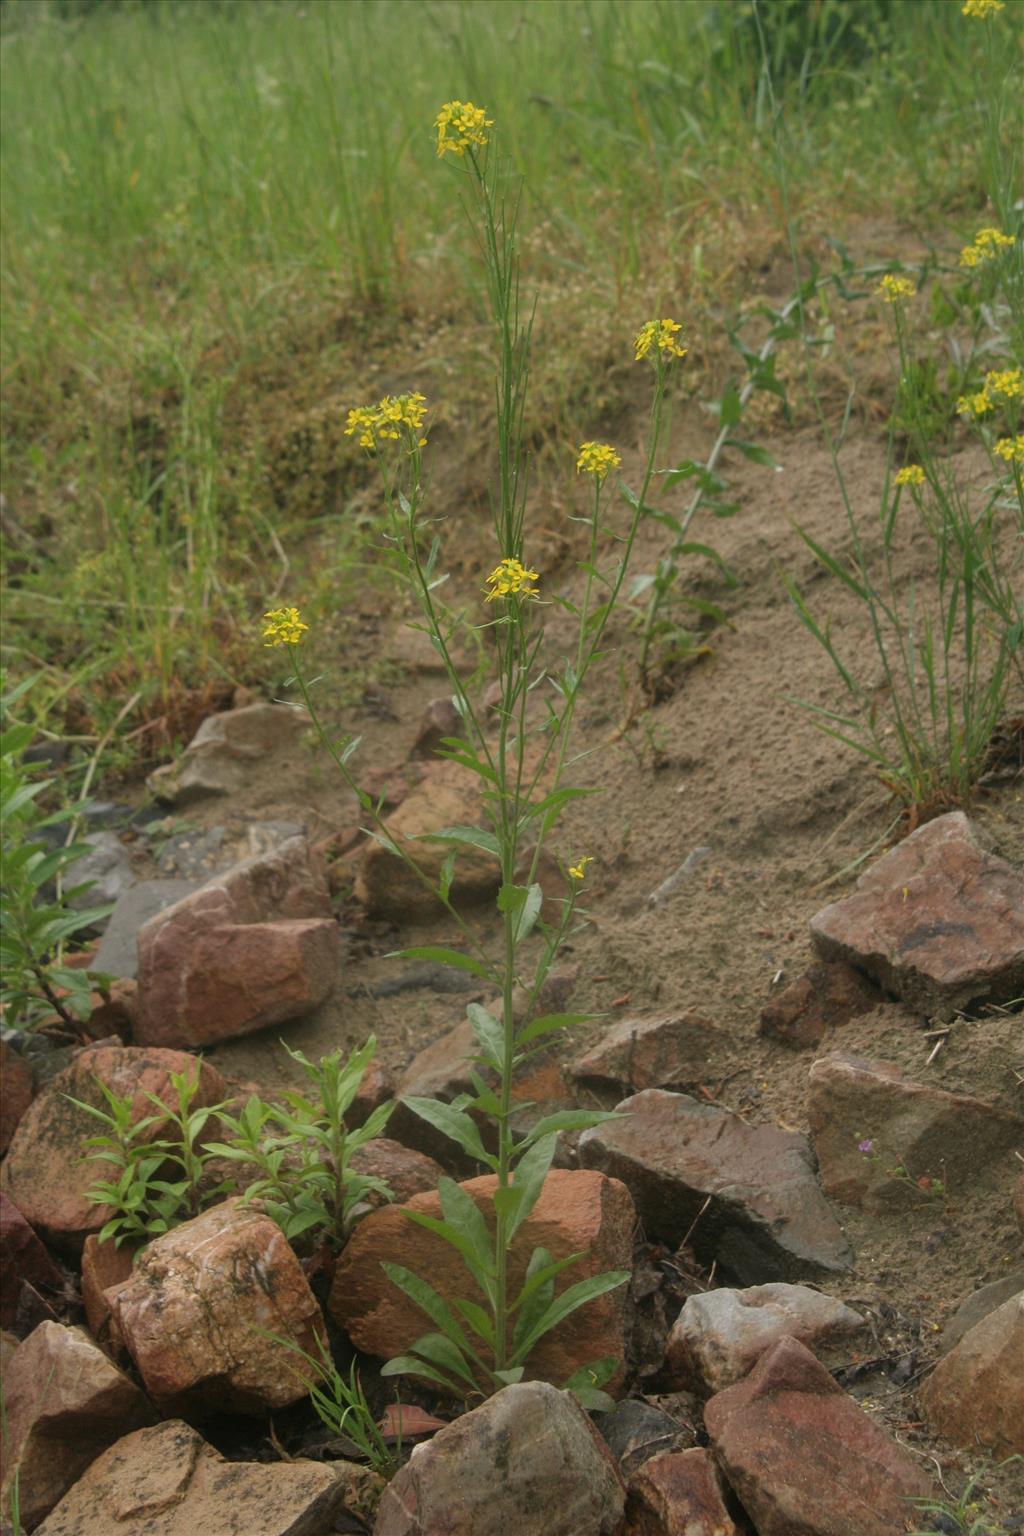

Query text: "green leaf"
[421, 825, 500, 858]
[390, 946, 494, 982]
[381, 1263, 474, 1354]
[493, 1366, 526, 1386]
[514, 883, 543, 943]
[394, 1331, 479, 1389]
[466, 1003, 504, 1071]
[516, 1108, 624, 1151]
[515, 1012, 594, 1047]
[718, 385, 742, 427]
[724, 437, 778, 468]
[512, 1270, 631, 1363]
[400, 1097, 493, 1167]
[672, 541, 738, 588]
[504, 1133, 556, 1244]
[452, 1297, 496, 1347]
[379, 1355, 465, 1394]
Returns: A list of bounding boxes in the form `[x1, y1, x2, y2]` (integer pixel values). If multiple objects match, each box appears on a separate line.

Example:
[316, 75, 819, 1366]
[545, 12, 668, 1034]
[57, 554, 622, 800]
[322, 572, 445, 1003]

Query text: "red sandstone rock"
[809, 811, 1024, 1018]
[1, 1045, 227, 1251]
[919, 1291, 1023, 1458]
[355, 760, 500, 921]
[704, 1335, 932, 1536]
[807, 1053, 1024, 1212]
[623, 1448, 740, 1536]
[0, 1321, 155, 1529]
[107, 1199, 325, 1416]
[0, 1040, 35, 1153]
[568, 1014, 730, 1097]
[759, 961, 879, 1049]
[0, 1193, 65, 1331]
[347, 1138, 442, 1206]
[80, 1236, 136, 1353]
[329, 1169, 634, 1393]
[135, 837, 338, 1048]
[579, 1088, 852, 1285]
[373, 1383, 626, 1536]
[36, 1418, 354, 1536]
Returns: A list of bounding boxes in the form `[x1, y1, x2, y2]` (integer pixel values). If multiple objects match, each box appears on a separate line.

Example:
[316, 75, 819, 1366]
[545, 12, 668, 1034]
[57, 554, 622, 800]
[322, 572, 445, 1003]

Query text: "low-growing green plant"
[71, 1068, 229, 1247]
[258, 104, 705, 1406]
[1, 680, 111, 1036]
[906, 1457, 1023, 1536]
[208, 1039, 395, 1252]
[266, 1331, 401, 1481]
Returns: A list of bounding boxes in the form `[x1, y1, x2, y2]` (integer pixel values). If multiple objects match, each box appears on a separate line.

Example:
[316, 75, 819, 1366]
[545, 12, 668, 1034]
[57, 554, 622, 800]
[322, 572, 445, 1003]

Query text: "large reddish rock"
[0, 1040, 35, 1152]
[373, 1382, 626, 1536]
[355, 760, 500, 921]
[329, 1169, 633, 1392]
[0, 1321, 155, 1530]
[0, 1193, 65, 1331]
[36, 1419, 354, 1536]
[107, 1199, 325, 1416]
[809, 811, 1024, 1018]
[579, 1089, 852, 1284]
[759, 962, 880, 1049]
[1, 1045, 227, 1252]
[704, 1336, 932, 1536]
[918, 1292, 1023, 1457]
[623, 1448, 740, 1536]
[80, 1236, 136, 1353]
[666, 1283, 866, 1395]
[568, 1014, 730, 1098]
[807, 1053, 1024, 1211]
[135, 837, 338, 1048]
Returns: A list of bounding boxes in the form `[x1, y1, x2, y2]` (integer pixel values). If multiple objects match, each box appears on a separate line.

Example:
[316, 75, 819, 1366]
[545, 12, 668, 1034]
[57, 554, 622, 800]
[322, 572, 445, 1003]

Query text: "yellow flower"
[635, 318, 688, 363]
[345, 406, 379, 451]
[956, 390, 993, 419]
[895, 465, 926, 487]
[984, 368, 1023, 402]
[435, 100, 493, 158]
[876, 274, 916, 303]
[345, 393, 428, 452]
[962, 0, 1004, 16]
[994, 435, 1024, 464]
[484, 557, 540, 603]
[959, 227, 1014, 267]
[576, 442, 622, 480]
[568, 856, 593, 881]
[262, 606, 308, 647]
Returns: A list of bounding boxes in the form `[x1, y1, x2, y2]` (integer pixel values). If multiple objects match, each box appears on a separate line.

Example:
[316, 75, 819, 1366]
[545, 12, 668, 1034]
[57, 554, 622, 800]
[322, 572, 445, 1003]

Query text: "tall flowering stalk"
[263, 105, 687, 1403]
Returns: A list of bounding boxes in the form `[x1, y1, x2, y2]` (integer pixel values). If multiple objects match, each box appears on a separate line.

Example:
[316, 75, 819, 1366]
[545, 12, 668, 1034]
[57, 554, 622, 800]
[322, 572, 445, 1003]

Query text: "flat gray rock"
[579, 1089, 853, 1284]
[94, 880, 198, 979]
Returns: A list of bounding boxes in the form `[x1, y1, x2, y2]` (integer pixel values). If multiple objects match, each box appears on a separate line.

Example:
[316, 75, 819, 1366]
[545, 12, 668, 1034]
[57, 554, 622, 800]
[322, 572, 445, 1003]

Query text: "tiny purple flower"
[858, 1139, 873, 1155]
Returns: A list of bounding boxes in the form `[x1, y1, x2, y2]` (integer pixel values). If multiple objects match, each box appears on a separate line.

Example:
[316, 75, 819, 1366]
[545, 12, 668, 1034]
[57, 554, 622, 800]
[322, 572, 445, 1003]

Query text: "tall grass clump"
[755, 0, 1023, 819]
[263, 100, 702, 1403]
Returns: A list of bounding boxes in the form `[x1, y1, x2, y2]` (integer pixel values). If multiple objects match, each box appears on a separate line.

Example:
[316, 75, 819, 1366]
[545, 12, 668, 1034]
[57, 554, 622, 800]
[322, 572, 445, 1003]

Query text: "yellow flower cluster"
[262, 607, 308, 647]
[576, 442, 622, 480]
[635, 318, 687, 362]
[876, 274, 916, 303]
[345, 393, 428, 452]
[436, 101, 493, 158]
[894, 465, 926, 487]
[962, 0, 1004, 16]
[484, 558, 540, 603]
[956, 368, 1024, 419]
[568, 855, 593, 881]
[959, 227, 1015, 268]
[995, 435, 1024, 464]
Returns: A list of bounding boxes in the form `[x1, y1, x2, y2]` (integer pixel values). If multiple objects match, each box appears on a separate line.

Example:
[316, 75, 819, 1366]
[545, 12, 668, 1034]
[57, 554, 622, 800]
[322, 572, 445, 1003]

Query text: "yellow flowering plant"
[262, 103, 706, 1408]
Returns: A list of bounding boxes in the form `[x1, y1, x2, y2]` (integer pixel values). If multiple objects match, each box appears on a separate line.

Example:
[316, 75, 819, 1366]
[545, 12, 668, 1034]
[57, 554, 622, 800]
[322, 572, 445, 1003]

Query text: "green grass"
[1, 0, 1020, 750]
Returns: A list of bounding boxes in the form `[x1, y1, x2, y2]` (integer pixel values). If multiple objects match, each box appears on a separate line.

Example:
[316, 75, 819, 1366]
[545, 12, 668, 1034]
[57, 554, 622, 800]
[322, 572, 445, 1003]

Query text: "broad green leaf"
[504, 1132, 556, 1244]
[421, 825, 501, 858]
[399, 1097, 493, 1167]
[513, 1270, 631, 1362]
[452, 1298, 496, 1347]
[379, 1355, 464, 1393]
[516, 1108, 624, 1151]
[513, 882, 543, 944]
[515, 1012, 595, 1047]
[392, 1330, 478, 1389]
[466, 1003, 504, 1071]
[380, 1262, 474, 1355]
